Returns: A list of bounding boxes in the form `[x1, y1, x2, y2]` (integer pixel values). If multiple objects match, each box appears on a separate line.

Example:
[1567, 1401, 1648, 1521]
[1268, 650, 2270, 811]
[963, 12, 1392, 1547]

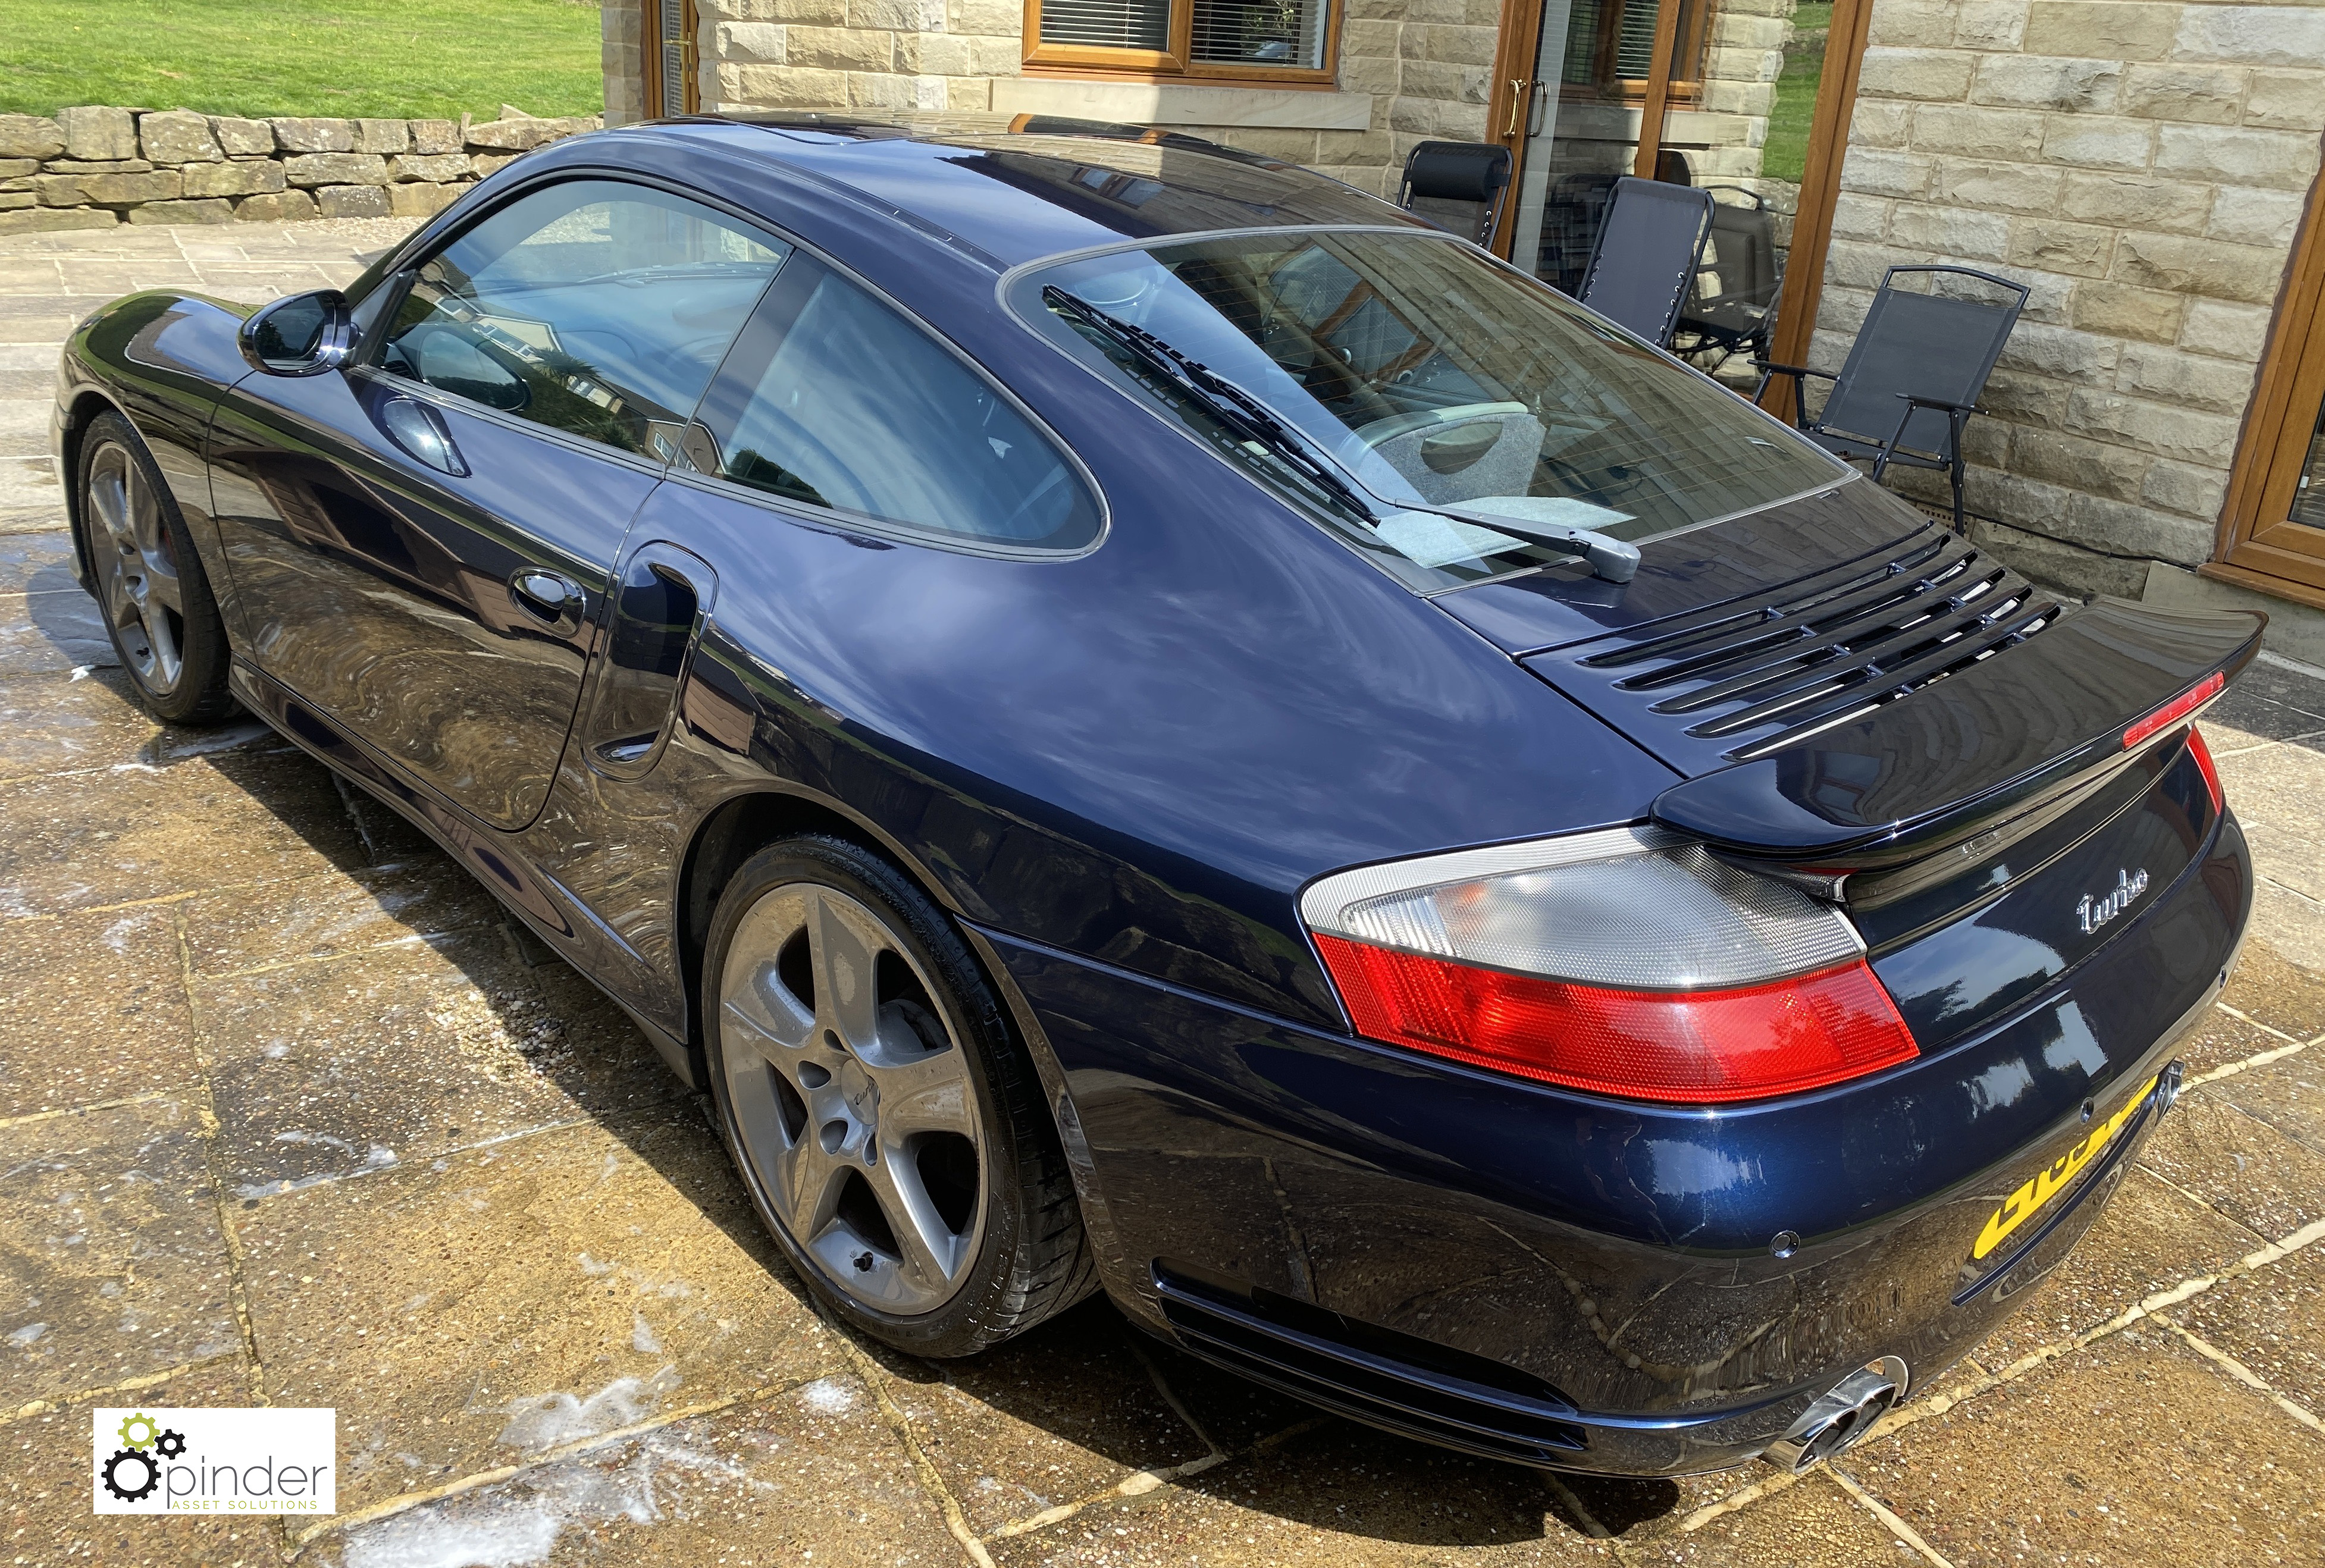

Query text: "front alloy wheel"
[86, 438, 188, 695]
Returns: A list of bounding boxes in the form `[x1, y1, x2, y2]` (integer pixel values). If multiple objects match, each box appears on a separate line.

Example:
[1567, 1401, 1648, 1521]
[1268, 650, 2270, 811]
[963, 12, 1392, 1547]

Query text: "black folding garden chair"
[1674, 186, 1782, 369]
[1574, 176, 1716, 349]
[1753, 264, 2029, 535]
[1396, 141, 1513, 246]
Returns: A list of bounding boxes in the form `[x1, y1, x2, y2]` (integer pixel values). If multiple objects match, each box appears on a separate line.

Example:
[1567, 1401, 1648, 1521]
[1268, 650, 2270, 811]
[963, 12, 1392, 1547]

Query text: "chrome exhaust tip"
[1760, 1355, 1909, 1473]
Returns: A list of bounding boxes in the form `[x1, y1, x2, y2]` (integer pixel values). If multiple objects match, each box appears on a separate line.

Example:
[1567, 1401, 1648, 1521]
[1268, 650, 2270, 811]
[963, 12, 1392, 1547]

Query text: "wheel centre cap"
[836, 1057, 878, 1130]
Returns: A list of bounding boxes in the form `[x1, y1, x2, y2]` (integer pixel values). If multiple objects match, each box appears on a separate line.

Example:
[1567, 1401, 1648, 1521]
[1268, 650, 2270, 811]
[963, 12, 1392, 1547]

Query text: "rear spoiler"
[1651, 598, 2264, 873]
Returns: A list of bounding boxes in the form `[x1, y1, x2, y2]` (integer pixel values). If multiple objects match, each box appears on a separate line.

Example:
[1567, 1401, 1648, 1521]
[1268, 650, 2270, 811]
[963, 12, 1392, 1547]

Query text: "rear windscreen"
[1010, 230, 1846, 589]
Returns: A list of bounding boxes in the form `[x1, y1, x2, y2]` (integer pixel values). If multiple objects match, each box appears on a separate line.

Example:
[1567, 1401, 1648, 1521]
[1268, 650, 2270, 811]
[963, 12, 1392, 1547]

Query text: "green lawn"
[0, 0, 604, 121]
[1759, 1, 1831, 185]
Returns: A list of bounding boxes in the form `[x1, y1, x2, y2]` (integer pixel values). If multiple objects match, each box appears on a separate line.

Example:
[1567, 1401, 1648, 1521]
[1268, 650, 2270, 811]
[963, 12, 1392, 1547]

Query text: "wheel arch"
[57, 386, 133, 592]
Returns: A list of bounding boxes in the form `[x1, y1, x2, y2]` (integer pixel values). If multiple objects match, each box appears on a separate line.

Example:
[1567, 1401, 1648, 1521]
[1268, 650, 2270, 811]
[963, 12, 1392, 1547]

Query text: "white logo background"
[93, 1407, 336, 1515]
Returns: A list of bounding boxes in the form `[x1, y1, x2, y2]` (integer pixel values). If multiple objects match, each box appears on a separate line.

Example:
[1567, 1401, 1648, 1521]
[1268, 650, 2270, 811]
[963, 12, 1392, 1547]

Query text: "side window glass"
[688, 258, 1102, 551]
[379, 180, 787, 462]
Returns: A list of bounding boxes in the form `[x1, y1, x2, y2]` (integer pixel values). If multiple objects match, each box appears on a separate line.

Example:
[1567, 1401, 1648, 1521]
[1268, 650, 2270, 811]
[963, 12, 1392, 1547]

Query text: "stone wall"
[0, 106, 602, 236]
[1820, 0, 2325, 595]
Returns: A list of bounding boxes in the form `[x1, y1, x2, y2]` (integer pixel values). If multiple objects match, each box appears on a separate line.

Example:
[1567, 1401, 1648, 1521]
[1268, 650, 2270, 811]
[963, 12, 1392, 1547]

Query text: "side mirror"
[240, 289, 355, 377]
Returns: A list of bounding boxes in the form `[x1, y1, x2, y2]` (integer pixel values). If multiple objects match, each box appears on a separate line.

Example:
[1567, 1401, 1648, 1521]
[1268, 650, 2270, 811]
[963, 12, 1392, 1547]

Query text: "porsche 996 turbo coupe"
[52, 112, 2260, 1478]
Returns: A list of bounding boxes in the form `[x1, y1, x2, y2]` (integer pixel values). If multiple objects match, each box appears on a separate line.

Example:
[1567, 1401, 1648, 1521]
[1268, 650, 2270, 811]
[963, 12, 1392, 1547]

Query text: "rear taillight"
[2188, 725, 2224, 814]
[1301, 828, 1919, 1104]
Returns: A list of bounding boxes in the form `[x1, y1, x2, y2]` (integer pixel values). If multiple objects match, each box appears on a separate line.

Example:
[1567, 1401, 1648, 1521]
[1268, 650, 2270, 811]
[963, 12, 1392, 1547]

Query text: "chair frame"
[1753, 264, 2030, 535]
[1575, 177, 1716, 349]
[1674, 186, 1782, 370]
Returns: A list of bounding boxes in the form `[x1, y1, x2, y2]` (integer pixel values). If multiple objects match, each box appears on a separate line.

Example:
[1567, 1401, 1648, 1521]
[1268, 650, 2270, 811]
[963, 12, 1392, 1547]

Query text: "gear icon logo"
[154, 1429, 187, 1459]
[116, 1412, 159, 1451]
[100, 1447, 159, 1503]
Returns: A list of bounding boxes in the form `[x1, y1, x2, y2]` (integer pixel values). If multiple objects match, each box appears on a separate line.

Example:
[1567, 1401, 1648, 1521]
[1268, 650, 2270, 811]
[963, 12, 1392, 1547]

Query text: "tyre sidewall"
[77, 410, 233, 725]
[703, 834, 1044, 1356]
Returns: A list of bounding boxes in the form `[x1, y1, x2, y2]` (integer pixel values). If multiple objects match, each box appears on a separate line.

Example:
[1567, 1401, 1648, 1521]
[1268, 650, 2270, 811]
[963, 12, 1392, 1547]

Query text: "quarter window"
[378, 180, 787, 462]
[685, 256, 1102, 552]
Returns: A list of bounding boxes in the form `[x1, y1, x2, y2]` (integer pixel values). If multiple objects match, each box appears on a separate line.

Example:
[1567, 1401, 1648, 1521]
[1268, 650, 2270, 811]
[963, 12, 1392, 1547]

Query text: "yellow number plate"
[1972, 1075, 2157, 1262]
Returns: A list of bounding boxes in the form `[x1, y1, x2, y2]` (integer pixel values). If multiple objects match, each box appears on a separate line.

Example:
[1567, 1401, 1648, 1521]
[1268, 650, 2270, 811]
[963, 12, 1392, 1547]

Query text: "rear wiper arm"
[1043, 286, 1380, 523]
[1044, 286, 1641, 584]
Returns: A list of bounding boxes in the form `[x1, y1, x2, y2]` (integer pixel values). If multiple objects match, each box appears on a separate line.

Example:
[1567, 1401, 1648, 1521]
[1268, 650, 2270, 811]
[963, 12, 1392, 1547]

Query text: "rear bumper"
[980, 810, 2251, 1475]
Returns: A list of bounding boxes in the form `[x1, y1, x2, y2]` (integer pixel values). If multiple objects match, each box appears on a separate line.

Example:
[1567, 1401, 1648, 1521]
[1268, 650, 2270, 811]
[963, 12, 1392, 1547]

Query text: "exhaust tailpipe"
[1760, 1356, 1909, 1473]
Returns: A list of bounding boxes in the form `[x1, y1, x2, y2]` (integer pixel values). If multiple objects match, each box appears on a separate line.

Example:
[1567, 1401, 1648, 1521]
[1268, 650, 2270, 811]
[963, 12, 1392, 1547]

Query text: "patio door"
[1486, 0, 1869, 368]
[644, 0, 700, 117]
[2211, 171, 2325, 606]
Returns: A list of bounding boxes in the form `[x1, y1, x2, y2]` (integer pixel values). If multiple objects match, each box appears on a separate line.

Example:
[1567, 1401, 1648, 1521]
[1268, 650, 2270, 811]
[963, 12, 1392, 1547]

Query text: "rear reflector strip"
[2124, 670, 2223, 749]
[1314, 935, 1919, 1104]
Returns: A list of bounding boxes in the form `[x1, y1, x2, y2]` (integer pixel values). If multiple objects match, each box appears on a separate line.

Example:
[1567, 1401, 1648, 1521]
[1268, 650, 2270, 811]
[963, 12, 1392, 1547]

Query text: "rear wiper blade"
[1043, 286, 1380, 523]
[1044, 285, 1640, 584]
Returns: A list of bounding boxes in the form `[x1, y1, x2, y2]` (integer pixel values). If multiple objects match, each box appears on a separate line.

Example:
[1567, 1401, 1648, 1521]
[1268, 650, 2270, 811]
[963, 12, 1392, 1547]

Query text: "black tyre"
[76, 412, 235, 724]
[703, 833, 1095, 1356]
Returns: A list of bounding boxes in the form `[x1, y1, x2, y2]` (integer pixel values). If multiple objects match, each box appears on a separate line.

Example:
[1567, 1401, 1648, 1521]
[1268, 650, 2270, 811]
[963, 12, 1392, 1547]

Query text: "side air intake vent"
[1154, 1268, 1587, 1465]
[1575, 530, 2061, 761]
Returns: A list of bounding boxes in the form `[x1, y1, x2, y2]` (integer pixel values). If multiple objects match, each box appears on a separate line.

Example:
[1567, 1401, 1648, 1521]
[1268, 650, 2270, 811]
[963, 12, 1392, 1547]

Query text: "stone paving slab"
[2, 225, 2324, 1568]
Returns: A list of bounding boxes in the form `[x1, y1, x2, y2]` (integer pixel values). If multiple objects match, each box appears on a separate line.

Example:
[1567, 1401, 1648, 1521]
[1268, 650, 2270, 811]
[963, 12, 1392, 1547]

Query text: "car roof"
[641, 112, 1433, 269]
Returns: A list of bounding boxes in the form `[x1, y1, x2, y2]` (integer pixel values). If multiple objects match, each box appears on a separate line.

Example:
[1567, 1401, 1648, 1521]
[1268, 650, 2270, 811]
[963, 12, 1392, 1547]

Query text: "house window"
[1024, 0, 1339, 81]
[1558, 0, 1713, 104]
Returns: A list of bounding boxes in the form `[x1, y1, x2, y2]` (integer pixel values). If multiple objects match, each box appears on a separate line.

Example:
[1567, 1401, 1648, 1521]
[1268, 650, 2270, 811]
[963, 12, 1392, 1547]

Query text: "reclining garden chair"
[1397, 141, 1513, 247]
[1574, 177, 1716, 349]
[1752, 264, 2029, 535]
[1674, 186, 1782, 369]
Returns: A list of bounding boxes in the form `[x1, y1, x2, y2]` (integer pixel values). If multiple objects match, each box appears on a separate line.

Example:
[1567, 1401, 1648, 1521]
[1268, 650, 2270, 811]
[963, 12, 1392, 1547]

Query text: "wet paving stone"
[2204, 1054, 2325, 1161]
[0, 749, 371, 918]
[2217, 939, 2325, 1046]
[883, 1297, 1209, 1538]
[2138, 1088, 2325, 1241]
[2, 1361, 266, 1567]
[2170, 1243, 2325, 1416]
[1843, 1324, 2325, 1567]
[1967, 1166, 2265, 1371]
[177, 860, 502, 980]
[0, 531, 76, 594]
[1626, 1472, 1909, 1566]
[0, 902, 199, 1121]
[0, 1097, 241, 1410]
[0, 589, 112, 680]
[192, 932, 682, 1199]
[985, 1418, 1615, 1566]
[237, 1115, 834, 1517]
[2176, 1003, 2300, 1079]
[0, 668, 171, 781]
[321, 1371, 960, 1568]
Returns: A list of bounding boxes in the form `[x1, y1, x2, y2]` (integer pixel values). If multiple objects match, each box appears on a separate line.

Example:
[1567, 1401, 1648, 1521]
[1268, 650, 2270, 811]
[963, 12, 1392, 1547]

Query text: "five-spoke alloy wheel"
[74, 412, 233, 723]
[704, 835, 1093, 1354]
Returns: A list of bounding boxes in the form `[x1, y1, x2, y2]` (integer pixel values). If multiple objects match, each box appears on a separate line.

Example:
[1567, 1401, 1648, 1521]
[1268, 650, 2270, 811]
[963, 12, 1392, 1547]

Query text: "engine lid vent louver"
[1568, 531, 2062, 763]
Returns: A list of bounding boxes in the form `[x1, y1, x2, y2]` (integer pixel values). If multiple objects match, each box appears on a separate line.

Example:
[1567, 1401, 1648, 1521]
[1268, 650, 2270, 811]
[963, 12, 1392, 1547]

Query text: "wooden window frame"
[2206, 165, 2325, 610]
[1021, 0, 1343, 86]
[643, 0, 700, 118]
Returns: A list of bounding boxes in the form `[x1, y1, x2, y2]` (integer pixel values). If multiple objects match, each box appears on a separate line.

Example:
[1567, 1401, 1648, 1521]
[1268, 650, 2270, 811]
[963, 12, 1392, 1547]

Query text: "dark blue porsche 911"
[51, 112, 2261, 1477]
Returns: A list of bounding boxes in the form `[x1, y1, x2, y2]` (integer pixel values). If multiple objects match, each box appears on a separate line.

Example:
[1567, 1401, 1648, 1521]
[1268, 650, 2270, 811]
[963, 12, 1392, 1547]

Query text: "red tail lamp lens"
[2124, 671, 2223, 750]
[2188, 725, 2224, 814]
[1314, 934, 1920, 1104]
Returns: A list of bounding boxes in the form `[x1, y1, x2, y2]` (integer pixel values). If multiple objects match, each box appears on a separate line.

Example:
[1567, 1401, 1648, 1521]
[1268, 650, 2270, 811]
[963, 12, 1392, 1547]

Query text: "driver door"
[207, 179, 787, 828]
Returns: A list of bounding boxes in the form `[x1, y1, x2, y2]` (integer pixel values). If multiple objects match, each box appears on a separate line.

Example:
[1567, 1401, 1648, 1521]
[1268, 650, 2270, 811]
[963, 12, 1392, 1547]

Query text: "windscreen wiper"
[1044, 286, 1380, 523]
[1043, 286, 1641, 584]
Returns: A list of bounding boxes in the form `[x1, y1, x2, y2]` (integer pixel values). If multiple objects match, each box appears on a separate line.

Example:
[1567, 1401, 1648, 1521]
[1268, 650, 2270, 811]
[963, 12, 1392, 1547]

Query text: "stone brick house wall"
[0, 106, 600, 236]
[1819, 0, 2325, 598]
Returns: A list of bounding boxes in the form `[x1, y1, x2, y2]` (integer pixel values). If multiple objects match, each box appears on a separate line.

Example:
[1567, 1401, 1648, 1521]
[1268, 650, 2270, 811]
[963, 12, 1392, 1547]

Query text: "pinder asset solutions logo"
[93, 1407, 336, 1515]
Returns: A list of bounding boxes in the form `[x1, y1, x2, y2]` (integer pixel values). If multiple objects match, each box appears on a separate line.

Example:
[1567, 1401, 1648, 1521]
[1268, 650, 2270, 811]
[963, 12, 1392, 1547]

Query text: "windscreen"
[1010, 230, 1845, 588]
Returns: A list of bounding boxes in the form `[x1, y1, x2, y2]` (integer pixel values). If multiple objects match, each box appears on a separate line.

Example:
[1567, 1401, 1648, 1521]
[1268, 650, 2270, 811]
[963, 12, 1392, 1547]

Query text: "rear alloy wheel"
[77, 412, 234, 723]
[704, 835, 1093, 1354]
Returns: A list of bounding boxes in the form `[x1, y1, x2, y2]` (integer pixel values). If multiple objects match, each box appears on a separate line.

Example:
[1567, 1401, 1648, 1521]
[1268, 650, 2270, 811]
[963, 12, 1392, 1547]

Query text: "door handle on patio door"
[1504, 78, 1532, 138]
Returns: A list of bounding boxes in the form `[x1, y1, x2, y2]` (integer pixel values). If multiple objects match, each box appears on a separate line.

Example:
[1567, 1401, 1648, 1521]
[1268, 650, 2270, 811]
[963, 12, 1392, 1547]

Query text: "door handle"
[1504, 77, 1531, 138]
[508, 569, 584, 634]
